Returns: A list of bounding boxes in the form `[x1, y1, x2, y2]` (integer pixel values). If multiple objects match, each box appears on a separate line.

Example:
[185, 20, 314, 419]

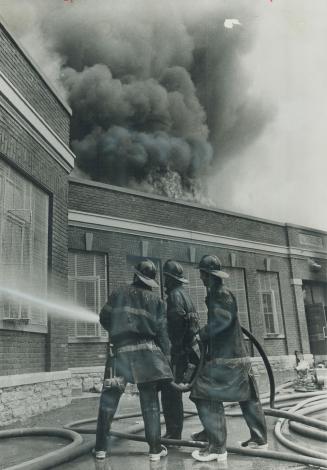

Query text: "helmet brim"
[134, 269, 159, 288]
[199, 268, 229, 279]
[163, 272, 189, 284]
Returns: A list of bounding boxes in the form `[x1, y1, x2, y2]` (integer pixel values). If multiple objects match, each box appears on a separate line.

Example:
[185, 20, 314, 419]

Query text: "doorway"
[302, 282, 327, 357]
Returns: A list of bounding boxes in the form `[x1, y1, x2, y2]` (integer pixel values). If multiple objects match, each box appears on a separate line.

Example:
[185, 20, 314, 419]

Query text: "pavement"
[0, 393, 325, 470]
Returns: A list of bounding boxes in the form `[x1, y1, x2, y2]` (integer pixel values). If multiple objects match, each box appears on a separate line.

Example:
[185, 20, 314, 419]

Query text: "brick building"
[67, 178, 327, 381]
[0, 20, 75, 423]
[0, 19, 326, 426]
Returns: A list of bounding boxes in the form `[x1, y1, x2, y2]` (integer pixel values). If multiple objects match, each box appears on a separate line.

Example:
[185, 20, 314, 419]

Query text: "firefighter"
[94, 259, 173, 462]
[190, 255, 267, 463]
[161, 260, 200, 440]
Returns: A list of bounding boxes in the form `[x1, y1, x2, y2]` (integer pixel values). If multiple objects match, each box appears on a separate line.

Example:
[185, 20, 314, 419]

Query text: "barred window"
[68, 251, 108, 337]
[0, 159, 48, 331]
[258, 271, 284, 336]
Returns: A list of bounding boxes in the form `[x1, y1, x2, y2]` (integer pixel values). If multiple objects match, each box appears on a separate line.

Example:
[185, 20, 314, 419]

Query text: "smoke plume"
[1, 0, 271, 201]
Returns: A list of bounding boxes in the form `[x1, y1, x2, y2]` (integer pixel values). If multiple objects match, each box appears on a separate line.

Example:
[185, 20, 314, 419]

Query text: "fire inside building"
[0, 19, 327, 429]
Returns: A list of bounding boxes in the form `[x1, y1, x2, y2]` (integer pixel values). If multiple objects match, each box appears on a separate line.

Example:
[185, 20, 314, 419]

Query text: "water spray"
[0, 286, 99, 323]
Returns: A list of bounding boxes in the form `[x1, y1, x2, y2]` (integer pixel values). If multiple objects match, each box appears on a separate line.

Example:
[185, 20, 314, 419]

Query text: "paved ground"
[0, 393, 325, 470]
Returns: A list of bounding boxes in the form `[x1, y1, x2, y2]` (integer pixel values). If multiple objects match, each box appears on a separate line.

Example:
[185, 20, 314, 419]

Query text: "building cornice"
[0, 72, 75, 171]
[68, 210, 327, 260]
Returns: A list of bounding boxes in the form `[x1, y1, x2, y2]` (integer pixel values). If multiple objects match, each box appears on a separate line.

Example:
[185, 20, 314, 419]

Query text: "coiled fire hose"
[1, 329, 327, 469]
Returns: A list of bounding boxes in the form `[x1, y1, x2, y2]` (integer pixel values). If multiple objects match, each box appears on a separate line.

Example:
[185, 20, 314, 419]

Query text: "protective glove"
[183, 363, 197, 383]
[176, 383, 190, 392]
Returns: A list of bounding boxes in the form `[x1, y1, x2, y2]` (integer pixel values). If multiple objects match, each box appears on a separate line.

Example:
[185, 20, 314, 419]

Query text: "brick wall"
[287, 225, 327, 251]
[0, 97, 70, 374]
[67, 223, 302, 366]
[69, 179, 288, 246]
[0, 24, 70, 144]
[68, 343, 107, 368]
[0, 331, 46, 375]
[69, 180, 321, 365]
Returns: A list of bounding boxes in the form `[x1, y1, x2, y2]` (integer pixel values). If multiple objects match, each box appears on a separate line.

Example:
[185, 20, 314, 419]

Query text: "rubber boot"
[95, 387, 122, 454]
[138, 382, 162, 454]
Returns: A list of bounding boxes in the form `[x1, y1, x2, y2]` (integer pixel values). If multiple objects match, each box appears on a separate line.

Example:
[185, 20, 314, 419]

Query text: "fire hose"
[1, 329, 327, 469]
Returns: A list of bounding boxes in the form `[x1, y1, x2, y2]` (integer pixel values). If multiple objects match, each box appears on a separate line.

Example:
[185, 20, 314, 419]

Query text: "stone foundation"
[70, 366, 104, 394]
[69, 367, 137, 395]
[0, 354, 315, 426]
[70, 356, 313, 396]
[0, 371, 72, 427]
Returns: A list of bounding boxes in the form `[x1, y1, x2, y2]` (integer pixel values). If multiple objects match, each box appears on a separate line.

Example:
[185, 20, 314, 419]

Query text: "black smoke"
[3, 0, 273, 200]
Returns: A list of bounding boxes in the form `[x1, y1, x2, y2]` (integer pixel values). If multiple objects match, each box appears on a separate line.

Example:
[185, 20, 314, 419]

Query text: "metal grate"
[0, 160, 48, 326]
[258, 271, 285, 335]
[68, 251, 108, 337]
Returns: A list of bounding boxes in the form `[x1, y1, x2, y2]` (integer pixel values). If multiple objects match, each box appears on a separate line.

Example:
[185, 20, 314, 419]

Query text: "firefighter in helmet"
[161, 259, 200, 440]
[94, 259, 173, 462]
[190, 255, 267, 464]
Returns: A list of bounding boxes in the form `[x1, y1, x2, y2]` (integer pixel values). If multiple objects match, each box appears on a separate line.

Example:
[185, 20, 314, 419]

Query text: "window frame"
[258, 271, 285, 339]
[260, 288, 280, 336]
[67, 250, 109, 342]
[0, 161, 49, 333]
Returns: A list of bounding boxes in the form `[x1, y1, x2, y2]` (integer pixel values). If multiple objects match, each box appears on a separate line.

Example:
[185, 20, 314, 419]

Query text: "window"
[0, 160, 48, 330]
[68, 251, 108, 337]
[258, 271, 284, 336]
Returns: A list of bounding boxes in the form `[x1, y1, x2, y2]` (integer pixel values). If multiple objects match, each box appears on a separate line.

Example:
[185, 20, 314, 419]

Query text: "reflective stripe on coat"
[100, 283, 173, 384]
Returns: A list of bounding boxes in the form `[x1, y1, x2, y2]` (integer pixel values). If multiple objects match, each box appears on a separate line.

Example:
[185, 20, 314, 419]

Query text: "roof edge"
[69, 176, 289, 228]
[285, 223, 327, 237]
[0, 17, 72, 115]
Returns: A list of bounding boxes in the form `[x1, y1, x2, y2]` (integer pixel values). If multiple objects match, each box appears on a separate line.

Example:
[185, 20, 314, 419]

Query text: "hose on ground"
[64, 397, 327, 469]
[2, 392, 327, 469]
[0, 427, 83, 470]
[226, 390, 327, 416]
[274, 394, 327, 463]
[289, 396, 327, 441]
[1, 325, 325, 469]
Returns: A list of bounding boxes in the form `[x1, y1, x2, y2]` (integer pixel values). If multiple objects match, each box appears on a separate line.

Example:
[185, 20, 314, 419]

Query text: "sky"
[1, 0, 326, 231]
[207, 0, 327, 231]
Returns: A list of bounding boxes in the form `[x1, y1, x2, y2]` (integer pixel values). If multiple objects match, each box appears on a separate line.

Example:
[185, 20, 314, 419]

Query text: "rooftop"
[69, 176, 327, 236]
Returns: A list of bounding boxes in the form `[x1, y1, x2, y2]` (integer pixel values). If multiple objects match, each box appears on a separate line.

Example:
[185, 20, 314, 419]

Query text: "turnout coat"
[190, 285, 257, 402]
[166, 286, 200, 381]
[100, 282, 173, 385]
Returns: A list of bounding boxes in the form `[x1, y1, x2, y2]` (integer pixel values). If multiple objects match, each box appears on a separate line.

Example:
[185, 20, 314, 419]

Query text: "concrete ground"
[0, 393, 325, 470]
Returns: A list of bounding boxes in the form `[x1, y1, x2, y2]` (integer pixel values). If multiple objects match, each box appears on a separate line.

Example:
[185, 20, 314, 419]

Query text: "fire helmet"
[163, 260, 189, 284]
[134, 259, 158, 288]
[198, 255, 229, 279]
